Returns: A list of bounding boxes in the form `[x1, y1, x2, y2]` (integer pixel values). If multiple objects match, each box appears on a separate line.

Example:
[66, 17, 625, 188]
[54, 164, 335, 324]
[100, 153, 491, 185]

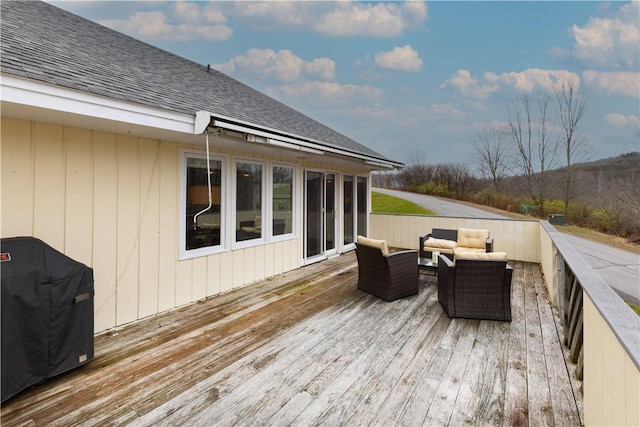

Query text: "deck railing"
[370, 213, 640, 426]
[559, 254, 584, 380]
[540, 222, 639, 426]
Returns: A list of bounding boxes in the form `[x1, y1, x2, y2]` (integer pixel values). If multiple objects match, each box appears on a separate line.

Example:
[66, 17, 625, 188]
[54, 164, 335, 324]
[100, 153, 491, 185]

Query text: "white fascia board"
[209, 116, 403, 169]
[2, 74, 195, 134]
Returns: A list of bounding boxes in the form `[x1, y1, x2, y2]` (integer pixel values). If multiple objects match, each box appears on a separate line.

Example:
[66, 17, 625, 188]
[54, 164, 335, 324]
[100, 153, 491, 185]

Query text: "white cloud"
[315, 2, 421, 37]
[232, 1, 427, 37]
[212, 49, 335, 83]
[374, 45, 423, 72]
[430, 103, 465, 118]
[441, 69, 590, 109]
[97, 1, 427, 41]
[267, 81, 383, 106]
[172, 2, 202, 23]
[582, 71, 640, 98]
[348, 105, 398, 120]
[440, 70, 498, 100]
[100, 2, 232, 41]
[484, 69, 580, 93]
[229, 1, 311, 31]
[605, 113, 640, 128]
[465, 100, 487, 111]
[558, 1, 639, 69]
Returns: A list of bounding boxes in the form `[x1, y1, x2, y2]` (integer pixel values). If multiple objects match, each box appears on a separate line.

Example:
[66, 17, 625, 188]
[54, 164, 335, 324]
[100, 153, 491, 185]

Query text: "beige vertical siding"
[116, 135, 140, 326]
[64, 128, 93, 267]
[92, 131, 118, 332]
[1, 119, 33, 236]
[1, 118, 306, 333]
[34, 123, 65, 247]
[158, 140, 178, 313]
[584, 296, 640, 426]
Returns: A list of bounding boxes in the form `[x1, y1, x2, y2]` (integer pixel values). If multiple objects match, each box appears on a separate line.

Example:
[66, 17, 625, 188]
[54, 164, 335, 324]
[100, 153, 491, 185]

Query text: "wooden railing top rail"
[540, 221, 640, 371]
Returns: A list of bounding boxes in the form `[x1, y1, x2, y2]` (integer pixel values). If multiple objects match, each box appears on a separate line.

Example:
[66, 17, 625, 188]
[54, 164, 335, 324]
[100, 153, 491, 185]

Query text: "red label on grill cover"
[0, 253, 11, 262]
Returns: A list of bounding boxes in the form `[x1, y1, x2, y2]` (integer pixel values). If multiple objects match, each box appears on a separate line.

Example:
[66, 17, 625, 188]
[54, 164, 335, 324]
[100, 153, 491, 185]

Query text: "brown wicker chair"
[437, 254, 513, 321]
[355, 237, 419, 302]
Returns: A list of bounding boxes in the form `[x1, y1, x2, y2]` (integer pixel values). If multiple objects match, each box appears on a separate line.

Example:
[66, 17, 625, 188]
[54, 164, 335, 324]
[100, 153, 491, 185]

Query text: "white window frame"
[179, 149, 227, 260]
[342, 174, 356, 251]
[355, 174, 369, 238]
[233, 158, 266, 249]
[270, 162, 297, 242]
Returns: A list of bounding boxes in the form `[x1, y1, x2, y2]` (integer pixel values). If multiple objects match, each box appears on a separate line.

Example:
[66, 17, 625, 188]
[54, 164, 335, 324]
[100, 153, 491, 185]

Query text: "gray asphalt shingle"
[1, 1, 393, 163]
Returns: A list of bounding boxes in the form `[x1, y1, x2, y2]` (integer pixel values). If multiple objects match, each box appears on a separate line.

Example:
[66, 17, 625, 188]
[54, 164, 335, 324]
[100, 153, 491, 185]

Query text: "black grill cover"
[1, 237, 94, 403]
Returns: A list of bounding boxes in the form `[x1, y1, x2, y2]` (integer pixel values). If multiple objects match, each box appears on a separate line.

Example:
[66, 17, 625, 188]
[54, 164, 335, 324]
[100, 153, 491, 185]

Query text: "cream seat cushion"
[423, 237, 457, 250]
[454, 247, 486, 257]
[457, 227, 490, 250]
[357, 235, 389, 256]
[455, 251, 507, 260]
[423, 237, 456, 255]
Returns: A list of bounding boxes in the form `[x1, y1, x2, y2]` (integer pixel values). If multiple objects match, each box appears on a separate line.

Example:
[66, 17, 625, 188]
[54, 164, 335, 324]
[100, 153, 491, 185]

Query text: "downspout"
[192, 130, 213, 228]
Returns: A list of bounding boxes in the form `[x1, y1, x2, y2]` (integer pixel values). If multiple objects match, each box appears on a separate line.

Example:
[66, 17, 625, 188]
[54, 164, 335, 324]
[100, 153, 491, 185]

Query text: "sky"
[51, 1, 640, 169]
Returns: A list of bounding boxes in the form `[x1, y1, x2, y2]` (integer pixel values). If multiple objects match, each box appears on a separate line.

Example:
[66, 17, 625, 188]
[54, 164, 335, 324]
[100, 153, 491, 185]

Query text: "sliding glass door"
[343, 175, 368, 247]
[304, 171, 337, 261]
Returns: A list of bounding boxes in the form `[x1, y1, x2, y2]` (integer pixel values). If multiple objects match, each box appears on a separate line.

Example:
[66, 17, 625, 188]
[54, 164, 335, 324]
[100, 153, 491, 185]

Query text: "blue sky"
[52, 1, 639, 168]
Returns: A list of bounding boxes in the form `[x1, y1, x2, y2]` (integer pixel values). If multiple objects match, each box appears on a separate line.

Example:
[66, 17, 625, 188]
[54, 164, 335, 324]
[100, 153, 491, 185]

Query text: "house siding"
[2, 117, 339, 333]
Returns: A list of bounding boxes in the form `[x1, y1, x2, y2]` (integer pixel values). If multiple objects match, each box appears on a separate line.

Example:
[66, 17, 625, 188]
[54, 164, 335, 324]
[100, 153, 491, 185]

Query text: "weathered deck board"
[502, 258, 530, 427]
[534, 263, 584, 427]
[524, 262, 556, 426]
[0, 253, 583, 426]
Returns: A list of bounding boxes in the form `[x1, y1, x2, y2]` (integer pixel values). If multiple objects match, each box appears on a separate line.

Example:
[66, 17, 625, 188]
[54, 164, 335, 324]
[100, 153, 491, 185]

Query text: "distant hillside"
[501, 152, 640, 201]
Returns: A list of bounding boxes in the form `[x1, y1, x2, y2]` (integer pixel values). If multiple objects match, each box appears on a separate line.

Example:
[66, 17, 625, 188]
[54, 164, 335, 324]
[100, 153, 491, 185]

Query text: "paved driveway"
[374, 188, 640, 305]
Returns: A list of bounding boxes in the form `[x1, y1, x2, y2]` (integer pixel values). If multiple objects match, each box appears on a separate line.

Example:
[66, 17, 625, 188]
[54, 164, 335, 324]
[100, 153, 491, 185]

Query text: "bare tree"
[555, 77, 589, 215]
[611, 152, 640, 229]
[396, 150, 433, 191]
[506, 92, 558, 211]
[473, 124, 511, 192]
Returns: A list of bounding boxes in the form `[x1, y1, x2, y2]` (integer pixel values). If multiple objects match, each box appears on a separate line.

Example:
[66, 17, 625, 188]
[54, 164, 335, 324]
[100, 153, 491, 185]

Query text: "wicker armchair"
[437, 254, 513, 321]
[355, 236, 419, 302]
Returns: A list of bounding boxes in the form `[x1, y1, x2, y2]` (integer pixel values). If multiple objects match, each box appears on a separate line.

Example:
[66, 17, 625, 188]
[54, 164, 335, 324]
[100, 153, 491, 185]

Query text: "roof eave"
[1, 74, 403, 170]
[197, 111, 404, 170]
[1, 74, 196, 139]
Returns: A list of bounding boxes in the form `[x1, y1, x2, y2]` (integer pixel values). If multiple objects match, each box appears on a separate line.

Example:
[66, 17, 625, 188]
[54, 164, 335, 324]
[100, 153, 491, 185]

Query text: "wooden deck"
[1, 252, 583, 426]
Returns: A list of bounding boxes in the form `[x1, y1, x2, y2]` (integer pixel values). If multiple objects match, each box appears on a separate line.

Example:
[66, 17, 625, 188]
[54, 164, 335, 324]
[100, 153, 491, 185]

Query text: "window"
[272, 165, 294, 236]
[356, 176, 368, 237]
[343, 175, 368, 243]
[181, 152, 224, 259]
[235, 161, 264, 243]
[343, 175, 354, 245]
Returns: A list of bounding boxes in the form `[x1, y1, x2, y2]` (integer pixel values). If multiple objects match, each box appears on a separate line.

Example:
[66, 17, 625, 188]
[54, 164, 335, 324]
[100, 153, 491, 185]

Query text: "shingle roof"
[1, 0, 394, 163]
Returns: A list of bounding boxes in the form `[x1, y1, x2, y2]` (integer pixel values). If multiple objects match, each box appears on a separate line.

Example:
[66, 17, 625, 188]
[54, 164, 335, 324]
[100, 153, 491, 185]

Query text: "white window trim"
[270, 162, 297, 243]
[179, 149, 227, 260]
[342, 174, 356, 252]
[232, 158, 267, 249]
[355, 175, 370, 238]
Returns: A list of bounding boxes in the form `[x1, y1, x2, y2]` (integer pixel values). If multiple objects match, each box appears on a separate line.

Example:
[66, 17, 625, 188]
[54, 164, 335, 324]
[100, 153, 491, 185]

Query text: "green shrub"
[414, 181, 449, 197]
[543, 199, 565, 216]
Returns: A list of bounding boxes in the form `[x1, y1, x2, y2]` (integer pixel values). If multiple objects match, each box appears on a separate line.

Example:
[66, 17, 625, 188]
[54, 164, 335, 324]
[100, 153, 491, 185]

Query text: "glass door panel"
[305, 171, 323, 258]
[325, 174, 336, 252]
[356, 176, 368, 237]
[343, 175, 354, 245]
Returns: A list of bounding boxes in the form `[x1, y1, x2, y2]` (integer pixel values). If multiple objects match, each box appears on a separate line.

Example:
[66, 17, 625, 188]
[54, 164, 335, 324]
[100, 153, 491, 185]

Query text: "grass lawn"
[372, 191, 435, 215]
